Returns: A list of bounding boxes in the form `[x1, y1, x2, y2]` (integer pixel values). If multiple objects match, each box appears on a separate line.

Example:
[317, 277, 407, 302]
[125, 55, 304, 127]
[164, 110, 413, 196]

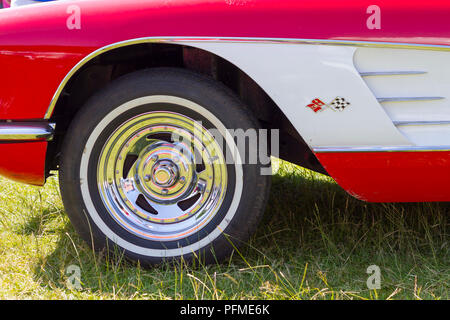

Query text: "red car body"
[1, 0, 450, 201]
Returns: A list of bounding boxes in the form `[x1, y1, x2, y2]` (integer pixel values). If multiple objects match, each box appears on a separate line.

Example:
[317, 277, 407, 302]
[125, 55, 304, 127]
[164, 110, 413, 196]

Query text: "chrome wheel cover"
[97, 111, 227, 241]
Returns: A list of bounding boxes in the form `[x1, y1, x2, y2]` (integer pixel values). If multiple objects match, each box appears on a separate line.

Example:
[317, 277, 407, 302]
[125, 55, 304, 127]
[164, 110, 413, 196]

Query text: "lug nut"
[179, 177, 186, 184]
[162, 189, 169, 195]
[144, 175, 151, 182]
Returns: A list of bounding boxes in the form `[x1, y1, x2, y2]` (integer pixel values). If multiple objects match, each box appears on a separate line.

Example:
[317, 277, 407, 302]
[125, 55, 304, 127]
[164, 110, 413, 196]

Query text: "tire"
[59, 68, 271, 265]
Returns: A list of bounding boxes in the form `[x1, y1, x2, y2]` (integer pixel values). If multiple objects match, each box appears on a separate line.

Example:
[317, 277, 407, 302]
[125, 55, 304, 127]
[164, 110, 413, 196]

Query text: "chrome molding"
[377, 96, 445, 103]
[360, 71, 427, 77]
[0, 122, 55, 141]
[313, 145, 450, 153]
[44, 36, 450, 119]
[394, 120, 450, 126]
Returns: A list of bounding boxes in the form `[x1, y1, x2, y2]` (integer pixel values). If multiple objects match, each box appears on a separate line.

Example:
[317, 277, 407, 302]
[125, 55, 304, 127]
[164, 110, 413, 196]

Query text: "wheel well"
[47, 43, 326, 176]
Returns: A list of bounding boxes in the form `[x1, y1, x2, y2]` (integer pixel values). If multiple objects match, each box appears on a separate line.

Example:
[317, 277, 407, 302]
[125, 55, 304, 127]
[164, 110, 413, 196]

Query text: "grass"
[0, 159, 448, 300]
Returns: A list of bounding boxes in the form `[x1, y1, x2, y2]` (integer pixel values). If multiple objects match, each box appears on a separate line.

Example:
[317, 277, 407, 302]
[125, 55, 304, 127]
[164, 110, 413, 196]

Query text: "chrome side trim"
[44, 36, 450, 119]
[377, 96, 445, 103]
[313, 145, 450, 153]
[0, 122, 55, 141]
[360, 71, 427, 77]
[394, 120, 450, 126]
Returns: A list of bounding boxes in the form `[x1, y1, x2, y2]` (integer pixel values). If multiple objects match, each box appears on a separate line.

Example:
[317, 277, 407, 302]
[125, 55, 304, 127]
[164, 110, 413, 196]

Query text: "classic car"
[1, 0, 449, 264]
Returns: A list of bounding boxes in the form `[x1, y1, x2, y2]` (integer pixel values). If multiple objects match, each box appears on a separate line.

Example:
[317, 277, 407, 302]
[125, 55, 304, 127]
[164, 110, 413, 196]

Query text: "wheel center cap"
[154, 169, 171, 185]
[151, 160, 179, 188]
[136, 140, 196, 203]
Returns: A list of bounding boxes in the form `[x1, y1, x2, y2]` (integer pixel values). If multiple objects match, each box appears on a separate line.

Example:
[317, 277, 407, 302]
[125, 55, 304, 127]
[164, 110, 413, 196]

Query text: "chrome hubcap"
[152, 161, 177, 187]
[97, 111, 227, 241]
[135, 140, 195, 205]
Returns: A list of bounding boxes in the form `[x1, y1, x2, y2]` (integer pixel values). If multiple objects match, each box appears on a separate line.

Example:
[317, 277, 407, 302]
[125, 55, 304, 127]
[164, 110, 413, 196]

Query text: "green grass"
[0, 160, 448, 299]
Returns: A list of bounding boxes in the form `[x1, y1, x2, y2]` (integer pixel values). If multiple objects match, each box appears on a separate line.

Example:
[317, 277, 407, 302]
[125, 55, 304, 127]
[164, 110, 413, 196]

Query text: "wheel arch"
[46, 40, 326, 177]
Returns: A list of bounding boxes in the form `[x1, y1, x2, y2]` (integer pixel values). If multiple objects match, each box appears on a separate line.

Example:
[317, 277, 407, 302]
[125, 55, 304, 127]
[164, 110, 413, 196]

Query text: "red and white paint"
[1, 0, 450, 201]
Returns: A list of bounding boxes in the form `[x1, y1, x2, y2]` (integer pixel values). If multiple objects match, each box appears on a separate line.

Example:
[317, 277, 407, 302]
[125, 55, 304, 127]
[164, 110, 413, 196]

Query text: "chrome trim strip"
[313, 145, 450, 153]
[377, 96, 445, 103]
[0, 122, 55, 141]
[394, 120, 450, 126]
[360, 71, 427, 77]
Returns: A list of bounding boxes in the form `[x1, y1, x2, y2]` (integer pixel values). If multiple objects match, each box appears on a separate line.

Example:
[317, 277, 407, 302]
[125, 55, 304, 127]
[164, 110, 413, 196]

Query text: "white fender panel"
[179, 42, 412, 148]
[355, 47, 450, 146]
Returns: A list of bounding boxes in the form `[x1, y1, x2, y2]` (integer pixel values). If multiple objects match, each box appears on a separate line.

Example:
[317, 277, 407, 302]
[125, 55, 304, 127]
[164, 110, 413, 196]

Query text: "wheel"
[59, 68, 271, 265]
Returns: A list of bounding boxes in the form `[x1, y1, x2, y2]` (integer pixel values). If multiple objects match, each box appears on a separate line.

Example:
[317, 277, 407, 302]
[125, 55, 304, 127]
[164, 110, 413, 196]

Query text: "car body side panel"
[316, 151, 450, 202]
[179, 42, 411, 147]
[1, 0, 450, 200]
[0, 142, 47, 185]
[0, 46, 89, 119]
[2, 0, 450, 119]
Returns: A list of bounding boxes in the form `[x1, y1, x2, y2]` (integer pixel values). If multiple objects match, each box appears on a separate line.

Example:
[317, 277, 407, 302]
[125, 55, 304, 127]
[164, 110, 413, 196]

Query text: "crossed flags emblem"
[306, 97, 351, 113]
